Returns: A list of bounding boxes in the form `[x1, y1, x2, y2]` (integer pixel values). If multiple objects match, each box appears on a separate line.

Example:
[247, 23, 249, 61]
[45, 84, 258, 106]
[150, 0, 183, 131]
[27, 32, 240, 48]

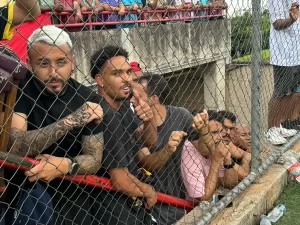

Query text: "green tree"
[231, 10, 270, 59]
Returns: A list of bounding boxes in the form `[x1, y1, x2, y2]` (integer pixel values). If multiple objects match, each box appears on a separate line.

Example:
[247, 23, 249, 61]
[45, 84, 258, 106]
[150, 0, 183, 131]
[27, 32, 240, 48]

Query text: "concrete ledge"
[209, 163, 287, 225]
[177, 150, 299, 225]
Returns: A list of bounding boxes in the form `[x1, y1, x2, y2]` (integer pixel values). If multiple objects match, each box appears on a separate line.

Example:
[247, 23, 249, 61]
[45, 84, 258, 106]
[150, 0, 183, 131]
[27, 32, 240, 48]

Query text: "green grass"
[272, 181, 300, 225]
[233, 49, 270, 63]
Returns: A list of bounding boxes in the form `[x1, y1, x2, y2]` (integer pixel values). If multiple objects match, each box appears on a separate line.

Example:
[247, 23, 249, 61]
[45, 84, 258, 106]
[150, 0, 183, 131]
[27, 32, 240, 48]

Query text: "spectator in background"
[90, 45, 159, 225]
[218, 110, 251, 180]
[129, 61, 143, 112]
[267, 0, 300, 145]
[80, 0, 104, 29]
[148, 0, 167, 9]
[39, 0, 64, 24]
[0, 0, 40, 40]
[132, 74, 197, 224]
[166, 0, 184, 23]
[118, 0, 143, 28]
[0, 0, 52, 62]
[39, 0, 64, 13]
[147, 0, 168, 23]
[60, 0, 84, 31]
[232, 124, 251, 153]
[130, 61, 144, 82]
[99, 0, 124, 29]
[181, 112, 238, 203]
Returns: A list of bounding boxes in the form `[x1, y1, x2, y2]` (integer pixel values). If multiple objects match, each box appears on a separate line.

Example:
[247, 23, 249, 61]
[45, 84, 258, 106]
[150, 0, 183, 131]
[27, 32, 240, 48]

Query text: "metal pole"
[250, 0, 262, 172]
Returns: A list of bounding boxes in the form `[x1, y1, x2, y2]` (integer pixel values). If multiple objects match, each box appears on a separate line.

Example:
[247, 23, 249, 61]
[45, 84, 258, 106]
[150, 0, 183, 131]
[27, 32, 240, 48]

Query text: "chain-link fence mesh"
[0, 0, 298, 224]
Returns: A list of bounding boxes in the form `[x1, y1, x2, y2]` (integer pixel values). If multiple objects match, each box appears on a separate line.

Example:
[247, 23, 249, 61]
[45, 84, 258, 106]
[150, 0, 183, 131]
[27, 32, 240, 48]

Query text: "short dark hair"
[218, 110, 237, 123]
[138, 74, 173, 105]
[90, 45, 129, 79]
[208, 110, 224, 123]
[190, 109, 224, 123]
[188, 110, 224, 141]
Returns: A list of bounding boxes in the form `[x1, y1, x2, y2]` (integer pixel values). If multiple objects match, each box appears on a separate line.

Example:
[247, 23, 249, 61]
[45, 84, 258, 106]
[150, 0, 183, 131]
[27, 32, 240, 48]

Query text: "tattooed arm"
[75, 132, 104, 174]
[10, 102, 103, 157]
[25, 132, 104, 182]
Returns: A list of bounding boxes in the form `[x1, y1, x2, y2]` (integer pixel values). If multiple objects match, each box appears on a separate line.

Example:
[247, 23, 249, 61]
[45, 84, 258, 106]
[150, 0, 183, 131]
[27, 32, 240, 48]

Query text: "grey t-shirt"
[151, 106, 195, 198]
[149, 106, 195, 224]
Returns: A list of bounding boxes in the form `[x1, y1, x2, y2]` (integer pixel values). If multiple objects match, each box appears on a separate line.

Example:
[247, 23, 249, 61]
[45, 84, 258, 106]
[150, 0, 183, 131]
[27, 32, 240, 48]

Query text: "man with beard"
[218, 110, 251, 180]
[131, 74, 199, 224]
[181, 111, 237, 202]
[90, 45, 162, 225]
[6, 26, 104, 225]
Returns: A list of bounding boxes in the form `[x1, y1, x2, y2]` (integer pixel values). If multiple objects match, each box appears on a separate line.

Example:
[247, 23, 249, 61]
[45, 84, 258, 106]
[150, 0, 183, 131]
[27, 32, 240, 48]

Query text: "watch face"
[70, 163, 80, 175]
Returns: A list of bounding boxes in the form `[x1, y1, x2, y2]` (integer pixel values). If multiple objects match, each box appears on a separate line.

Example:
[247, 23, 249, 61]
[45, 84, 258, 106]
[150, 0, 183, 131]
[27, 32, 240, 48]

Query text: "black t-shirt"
[151, 106, 195, 199]
[6, 74, 105, 225]
[92, 102, 154, 225]
[99, 102, 141, 177]
[14, 75, 103, 158]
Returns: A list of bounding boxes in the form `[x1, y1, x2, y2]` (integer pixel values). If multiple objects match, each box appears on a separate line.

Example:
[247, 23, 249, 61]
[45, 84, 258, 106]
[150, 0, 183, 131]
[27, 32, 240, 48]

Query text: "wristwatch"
[68, 158, 80, 175]
[224, 159, 236, 169]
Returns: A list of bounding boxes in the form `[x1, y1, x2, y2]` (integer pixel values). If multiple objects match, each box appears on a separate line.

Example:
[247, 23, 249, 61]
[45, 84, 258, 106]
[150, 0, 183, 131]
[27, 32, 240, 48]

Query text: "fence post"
[250, 0, 262, 172]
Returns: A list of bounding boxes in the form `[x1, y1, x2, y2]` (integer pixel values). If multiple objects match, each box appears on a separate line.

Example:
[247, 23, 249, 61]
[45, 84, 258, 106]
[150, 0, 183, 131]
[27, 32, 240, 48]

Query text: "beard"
[32, 74, 70, 96]
[113, 88, 133, 102]
[114, 96, 129, 102]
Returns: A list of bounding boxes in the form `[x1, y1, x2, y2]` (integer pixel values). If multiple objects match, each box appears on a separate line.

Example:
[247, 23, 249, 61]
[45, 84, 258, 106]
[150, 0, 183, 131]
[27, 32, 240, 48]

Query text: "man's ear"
[26, 57, 32, 71]
[71, 55, 76, 72]
[95, 74, 104, 88]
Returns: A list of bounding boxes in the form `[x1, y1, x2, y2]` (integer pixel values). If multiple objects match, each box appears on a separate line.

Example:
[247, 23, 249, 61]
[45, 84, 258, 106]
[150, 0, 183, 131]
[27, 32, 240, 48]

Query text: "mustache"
[121, 82, 131, 89]
[44, 77, 64, 83]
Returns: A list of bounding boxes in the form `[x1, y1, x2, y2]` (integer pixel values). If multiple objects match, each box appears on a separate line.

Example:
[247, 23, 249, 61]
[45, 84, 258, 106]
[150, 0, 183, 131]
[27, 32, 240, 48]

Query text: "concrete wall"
[167, 60, 227, 112]
[71, 20, 231, 92]
[225, 63, 274, 133]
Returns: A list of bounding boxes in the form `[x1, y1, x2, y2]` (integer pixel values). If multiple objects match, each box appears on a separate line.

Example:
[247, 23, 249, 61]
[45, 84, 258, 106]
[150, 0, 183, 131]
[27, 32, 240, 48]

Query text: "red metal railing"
[0, 151, 195, 210]
[49, 7, 227, 31]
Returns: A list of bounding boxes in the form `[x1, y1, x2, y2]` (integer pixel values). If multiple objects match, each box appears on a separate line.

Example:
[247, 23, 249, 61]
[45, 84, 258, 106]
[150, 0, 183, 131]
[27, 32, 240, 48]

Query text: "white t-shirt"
[269, 0, 300, 66]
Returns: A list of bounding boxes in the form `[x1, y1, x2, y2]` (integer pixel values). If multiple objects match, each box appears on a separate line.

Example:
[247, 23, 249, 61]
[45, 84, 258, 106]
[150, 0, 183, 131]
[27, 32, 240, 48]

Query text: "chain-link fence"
[0, 0, 298, 224]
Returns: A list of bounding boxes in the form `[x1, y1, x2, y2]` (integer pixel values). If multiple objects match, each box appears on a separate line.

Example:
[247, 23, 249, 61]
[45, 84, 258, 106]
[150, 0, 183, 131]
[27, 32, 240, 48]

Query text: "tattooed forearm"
[10, 121, 68, 157]
[10, 104, 92, 157]
[75, 132, 104, 174]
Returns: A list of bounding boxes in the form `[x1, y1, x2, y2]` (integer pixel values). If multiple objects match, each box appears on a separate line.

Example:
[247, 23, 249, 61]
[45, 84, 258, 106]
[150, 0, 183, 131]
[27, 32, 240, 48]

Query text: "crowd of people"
[38, 0, 228, 30]
[0, 24, 253, 225]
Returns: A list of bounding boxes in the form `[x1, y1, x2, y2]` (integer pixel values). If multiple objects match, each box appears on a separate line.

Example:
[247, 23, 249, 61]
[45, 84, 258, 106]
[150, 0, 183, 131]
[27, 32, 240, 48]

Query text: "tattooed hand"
[66, 102, 103, 128]
[85, 102, 103, 124]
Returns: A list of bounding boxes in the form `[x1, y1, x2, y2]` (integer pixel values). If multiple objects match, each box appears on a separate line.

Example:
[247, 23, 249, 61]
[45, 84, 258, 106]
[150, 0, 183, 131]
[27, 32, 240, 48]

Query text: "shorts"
[273, 65, 300, 97]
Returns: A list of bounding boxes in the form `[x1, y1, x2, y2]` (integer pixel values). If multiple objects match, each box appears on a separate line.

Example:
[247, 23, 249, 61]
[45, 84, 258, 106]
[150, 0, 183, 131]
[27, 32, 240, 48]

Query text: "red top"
[0, 13, 53, 63]
[130, 62, 143, 73]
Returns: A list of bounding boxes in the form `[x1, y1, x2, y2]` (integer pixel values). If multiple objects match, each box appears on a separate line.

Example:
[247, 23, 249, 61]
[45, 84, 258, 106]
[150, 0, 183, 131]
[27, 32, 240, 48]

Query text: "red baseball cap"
[130, 62, 143, 73]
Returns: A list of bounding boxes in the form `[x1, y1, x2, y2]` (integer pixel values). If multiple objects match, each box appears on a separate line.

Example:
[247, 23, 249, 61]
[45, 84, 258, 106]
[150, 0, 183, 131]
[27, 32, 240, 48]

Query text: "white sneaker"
[279, 125, 298, 138]
[265, 127, 287, 145]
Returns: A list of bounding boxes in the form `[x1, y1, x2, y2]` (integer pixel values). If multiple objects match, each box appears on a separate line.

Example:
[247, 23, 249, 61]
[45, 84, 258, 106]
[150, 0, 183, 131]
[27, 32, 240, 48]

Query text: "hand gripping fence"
[0, 151, 195, 210]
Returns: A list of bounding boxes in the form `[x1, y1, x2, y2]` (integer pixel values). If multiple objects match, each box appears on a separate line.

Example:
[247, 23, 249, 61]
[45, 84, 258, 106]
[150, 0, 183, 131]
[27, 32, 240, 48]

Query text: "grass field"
[273, 181, 300, 225]
[233, 49, 270, 63]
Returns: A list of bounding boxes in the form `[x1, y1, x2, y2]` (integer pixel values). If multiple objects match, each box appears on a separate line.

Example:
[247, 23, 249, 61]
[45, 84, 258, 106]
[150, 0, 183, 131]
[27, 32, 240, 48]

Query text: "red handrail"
[0, 152, 195, 210]
[42, 7, 227, 30]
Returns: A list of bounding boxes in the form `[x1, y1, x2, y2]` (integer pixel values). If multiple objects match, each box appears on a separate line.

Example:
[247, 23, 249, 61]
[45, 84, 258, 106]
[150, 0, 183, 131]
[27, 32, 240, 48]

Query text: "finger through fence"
[0, 0, 296, 224]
